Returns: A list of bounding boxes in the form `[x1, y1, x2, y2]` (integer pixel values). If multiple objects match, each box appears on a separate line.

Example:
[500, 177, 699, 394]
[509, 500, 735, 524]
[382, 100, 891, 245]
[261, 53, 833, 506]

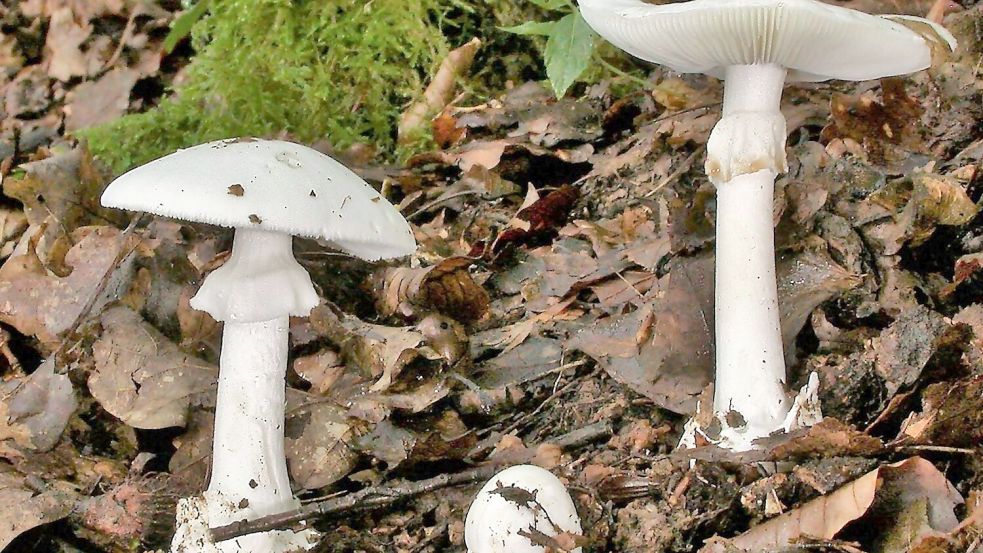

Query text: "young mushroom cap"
[465, 465, 582, 553]
[101, 138, 415, 322]
[578, 0, 956, 82]
[101, 138, 415, 260]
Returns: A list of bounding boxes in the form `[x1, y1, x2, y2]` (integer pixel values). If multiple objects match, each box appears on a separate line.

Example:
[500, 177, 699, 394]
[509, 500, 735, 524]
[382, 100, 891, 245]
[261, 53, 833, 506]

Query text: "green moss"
[83, 0, 461, 172]
[80, 0, 613, 174]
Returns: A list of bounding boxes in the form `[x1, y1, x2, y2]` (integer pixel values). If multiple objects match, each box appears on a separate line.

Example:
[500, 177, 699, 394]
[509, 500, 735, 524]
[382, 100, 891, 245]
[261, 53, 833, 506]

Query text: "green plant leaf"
[544, 12, 594, 98]
[528, 0, 571, 10]
[500, 20, 557, 36]
[163, 0, 211, 54]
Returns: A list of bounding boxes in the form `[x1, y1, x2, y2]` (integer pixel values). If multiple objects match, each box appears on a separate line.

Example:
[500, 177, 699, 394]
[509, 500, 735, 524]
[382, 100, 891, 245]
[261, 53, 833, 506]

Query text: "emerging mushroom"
[465, 465, 583, 553]
[579, 0, 955, 449]
[100, 138, 416, 552]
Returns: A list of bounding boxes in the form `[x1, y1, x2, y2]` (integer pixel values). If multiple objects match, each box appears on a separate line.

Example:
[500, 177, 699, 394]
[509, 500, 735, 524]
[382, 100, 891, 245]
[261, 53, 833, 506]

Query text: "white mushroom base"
[679, 373, 823, 451]
[169, 492, 316, 553]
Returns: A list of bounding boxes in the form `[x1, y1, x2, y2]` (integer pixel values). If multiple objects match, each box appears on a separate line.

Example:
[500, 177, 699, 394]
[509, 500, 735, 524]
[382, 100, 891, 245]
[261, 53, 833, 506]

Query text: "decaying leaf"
[0, 225, 142, 346]
[821, 78, 925, 164]
[715, 457, 962, 552]
[284, 400, 358, 490]
[90, 306, 216, 429]
[3, 145, 117, 246]
[0, 469, 78, 550]
[367, 256, 490, 323]
[860, 172, 978, 255]
[569, 254, 714, 414]
[0, 358, 77, 452]
[490, 185, 580, 256]
[777, 248, 862, 363]
[310, 303, 468, 392]
[899, 374, 983, 447]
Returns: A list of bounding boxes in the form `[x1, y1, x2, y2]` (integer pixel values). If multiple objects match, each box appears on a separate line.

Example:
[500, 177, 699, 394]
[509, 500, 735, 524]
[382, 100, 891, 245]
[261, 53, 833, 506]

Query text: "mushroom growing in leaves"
[465, 465, 583, 553]
[579, 0, 955, 449]
[100, 138, 416, 552]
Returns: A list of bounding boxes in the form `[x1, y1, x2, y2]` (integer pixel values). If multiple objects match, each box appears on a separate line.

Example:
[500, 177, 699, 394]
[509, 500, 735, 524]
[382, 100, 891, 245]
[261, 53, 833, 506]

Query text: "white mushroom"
[465, 465, 583, 553]
[100, 138, 416, 552]
[579, 0, 955, 449]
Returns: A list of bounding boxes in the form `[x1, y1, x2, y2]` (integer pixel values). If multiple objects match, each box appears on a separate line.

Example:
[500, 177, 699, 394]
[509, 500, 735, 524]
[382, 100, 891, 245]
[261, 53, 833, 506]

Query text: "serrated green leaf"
[499, 20, 557, 36]
[163, 0, 211, 54]
[544, 12, 594, 98]
[528, 0, 570, 10]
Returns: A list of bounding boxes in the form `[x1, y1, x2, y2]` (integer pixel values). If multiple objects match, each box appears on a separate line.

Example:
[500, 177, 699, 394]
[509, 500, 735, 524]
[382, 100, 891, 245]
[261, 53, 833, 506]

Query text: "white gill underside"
[579, 0, 934, 81]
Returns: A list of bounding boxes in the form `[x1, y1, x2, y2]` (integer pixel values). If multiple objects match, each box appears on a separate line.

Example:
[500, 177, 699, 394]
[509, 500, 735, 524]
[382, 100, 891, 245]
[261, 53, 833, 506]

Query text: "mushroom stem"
[710, 63, 790, 444]
[208, 316, 294, 517]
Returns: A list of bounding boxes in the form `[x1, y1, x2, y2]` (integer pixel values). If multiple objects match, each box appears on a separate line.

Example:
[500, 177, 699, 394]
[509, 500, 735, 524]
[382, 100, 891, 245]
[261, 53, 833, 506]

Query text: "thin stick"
[209, 465, 500, 543]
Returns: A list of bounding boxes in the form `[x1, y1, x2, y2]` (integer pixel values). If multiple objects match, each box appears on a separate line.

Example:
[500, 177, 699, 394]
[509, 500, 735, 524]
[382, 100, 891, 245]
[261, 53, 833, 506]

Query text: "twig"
[644, 144, 705, 198]
[209, 465, 500, 543]
[407, 190, 482, 220]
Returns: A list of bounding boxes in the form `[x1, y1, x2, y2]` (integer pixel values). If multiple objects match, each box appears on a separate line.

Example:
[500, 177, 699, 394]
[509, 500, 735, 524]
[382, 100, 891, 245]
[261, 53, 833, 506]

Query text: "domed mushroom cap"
[465, 465, 582, 553]
[101, 138, 415, 261]
[579, 0, 956, 82]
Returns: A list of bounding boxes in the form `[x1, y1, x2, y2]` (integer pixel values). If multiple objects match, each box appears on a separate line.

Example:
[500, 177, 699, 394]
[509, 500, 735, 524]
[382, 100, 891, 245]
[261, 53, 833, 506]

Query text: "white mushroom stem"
[186, 227, 318, 552]
[208, 316, 292, 515]
[708, 64, 790, 442]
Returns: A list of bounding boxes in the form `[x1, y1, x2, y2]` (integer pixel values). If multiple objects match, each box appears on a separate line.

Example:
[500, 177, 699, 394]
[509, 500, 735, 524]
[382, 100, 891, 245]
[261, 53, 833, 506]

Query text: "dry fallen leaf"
[718, 457, 962, 552]
[0, 469, 78, 550]
[367, 256, 490, 323]
[569, 254, 714, 414]
[89, 306, 216, 429]
[0, 358, 77, 452]
[0, 226, 141, 346]
[64, 67, 139, 131]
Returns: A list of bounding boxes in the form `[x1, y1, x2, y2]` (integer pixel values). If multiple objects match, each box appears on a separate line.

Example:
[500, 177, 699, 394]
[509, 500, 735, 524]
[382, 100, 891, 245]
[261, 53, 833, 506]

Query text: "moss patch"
[81, 0, 552, 173]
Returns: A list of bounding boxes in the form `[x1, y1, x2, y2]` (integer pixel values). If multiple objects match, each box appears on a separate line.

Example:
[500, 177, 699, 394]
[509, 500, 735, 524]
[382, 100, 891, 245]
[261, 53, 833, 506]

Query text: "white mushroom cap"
[100, 138, 415, 261]
[579, 0, 956, 83]
[465, 465, 582, 553]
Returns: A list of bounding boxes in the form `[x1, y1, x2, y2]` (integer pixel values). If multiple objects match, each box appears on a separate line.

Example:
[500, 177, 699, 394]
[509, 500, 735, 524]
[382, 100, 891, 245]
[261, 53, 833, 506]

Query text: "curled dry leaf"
[711, 457, 962, 552]
[90, 306, 216, 429]
[0, 358, 77, 452]
[398, 38, 481, 145]
[367, 256, 489, 323]
[899, 374, 983, 447]
[0, 470, 78, 550]
[489, 185, 580, 257]
[0, 225, 142, 346]
[3, 145, 117, 250]
[310, 303, 468, 392]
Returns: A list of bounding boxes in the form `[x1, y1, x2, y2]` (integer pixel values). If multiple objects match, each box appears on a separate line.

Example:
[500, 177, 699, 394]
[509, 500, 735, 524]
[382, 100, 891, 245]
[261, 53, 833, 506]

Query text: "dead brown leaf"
[0, 358, 76, 452]
[0, 226, 141, 346]
[89, 306, 216, 429]
[64, 67, 138, 131]
[720, 457, 962, 552]
[0, 469, 78, 550]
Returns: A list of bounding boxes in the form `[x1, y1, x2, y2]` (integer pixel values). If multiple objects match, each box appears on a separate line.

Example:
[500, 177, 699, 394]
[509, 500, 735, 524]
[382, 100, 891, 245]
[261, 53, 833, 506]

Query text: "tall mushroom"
[579, 0, 955, 449]
[100, 138, 416, 551]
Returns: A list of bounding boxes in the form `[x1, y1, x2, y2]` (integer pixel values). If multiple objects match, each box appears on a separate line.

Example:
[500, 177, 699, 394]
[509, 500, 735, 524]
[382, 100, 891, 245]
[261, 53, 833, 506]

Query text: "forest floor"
[0, 1, 982, 552]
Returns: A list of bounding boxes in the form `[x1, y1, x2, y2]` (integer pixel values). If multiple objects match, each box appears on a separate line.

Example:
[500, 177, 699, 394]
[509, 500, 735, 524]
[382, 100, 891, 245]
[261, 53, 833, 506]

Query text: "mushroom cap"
[465, 465, 582, 553]
[101, 138, 416, 261]
[579, 0, 956, 82]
